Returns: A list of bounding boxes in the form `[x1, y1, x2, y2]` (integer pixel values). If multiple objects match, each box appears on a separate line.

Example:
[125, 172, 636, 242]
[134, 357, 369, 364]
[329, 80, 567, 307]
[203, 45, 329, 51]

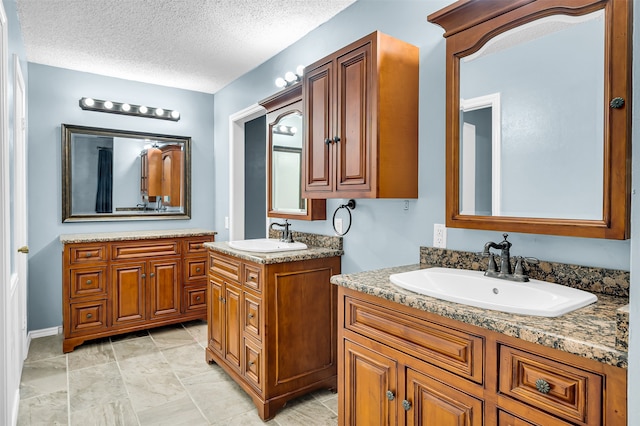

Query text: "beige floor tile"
[210, 408, 277, 425]
[67, 339, 115, 371]
[161, 342, 215, 380]
[69, 398, 138, 426]
[17, 389, 68, 425]
[183, 320, 208, 347]
[118, 352, 188, 412]
[274, 397, 338, 426]
[182, 371, 255, 422]
[111, 336, 158, 361]
[19, 355, 67, 400]
[149, 324, 197, 350]
[136, 394, 208, 426]
[25, 334, 63, 363]
[68, 362, 128, 412]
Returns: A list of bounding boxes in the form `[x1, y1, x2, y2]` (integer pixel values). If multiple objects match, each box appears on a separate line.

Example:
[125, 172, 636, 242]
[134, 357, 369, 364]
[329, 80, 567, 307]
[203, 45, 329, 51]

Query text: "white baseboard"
[26, 326, 62, 350]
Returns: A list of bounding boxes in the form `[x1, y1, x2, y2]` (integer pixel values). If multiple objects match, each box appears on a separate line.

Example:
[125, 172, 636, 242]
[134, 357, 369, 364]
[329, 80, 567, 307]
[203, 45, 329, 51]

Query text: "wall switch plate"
[433, 224, 447, 248]
[403, 200, 409, 211]
[335, 218, 343, 234]
[224, 216, 229, 229]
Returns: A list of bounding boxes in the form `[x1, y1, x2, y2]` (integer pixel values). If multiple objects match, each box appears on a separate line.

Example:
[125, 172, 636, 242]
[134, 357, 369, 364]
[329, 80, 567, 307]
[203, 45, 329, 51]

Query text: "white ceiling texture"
[16, 0, 357, 94]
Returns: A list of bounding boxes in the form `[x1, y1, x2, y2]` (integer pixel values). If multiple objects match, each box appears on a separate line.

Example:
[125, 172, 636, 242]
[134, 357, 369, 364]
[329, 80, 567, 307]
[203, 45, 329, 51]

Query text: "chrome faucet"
[481, 233, 538, 282]
[270, 219, 293, 243]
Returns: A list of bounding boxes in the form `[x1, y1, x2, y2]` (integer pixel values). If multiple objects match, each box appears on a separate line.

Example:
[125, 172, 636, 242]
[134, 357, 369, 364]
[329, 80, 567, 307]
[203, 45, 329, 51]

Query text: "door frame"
[228, 103, 265, 241]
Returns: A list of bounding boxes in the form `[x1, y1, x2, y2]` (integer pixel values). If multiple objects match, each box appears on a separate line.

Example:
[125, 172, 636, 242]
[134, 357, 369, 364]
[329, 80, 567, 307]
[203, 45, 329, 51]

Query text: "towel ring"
[332, 199, 356, 236]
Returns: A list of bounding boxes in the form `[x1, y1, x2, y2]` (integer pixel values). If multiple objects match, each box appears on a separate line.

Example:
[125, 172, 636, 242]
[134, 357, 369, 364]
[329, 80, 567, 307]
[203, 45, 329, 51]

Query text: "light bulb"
[139, 105, 148, 114]
[296, 65, 304, 76]
[121, 103, 131, 112]
[83, 98, 95, 107]
[275, 77, 286, 88]
[284, 71, 297, 82]
[279, 125, 288, 133]
[155, 108, 164, 116]
[104, 100, 113, 109]
[170, 110, 180, 119]
[290, 126, 297, 134]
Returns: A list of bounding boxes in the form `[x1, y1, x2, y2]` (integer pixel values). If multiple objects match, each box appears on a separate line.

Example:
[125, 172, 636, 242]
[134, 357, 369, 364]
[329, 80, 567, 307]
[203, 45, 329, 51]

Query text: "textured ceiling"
[16, 0, 356, 94]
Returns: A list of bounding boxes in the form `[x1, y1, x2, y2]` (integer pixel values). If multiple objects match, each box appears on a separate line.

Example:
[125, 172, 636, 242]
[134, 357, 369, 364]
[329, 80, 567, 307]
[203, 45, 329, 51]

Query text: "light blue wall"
[27, 64, 215, 330]
[213, 0, 630, 275]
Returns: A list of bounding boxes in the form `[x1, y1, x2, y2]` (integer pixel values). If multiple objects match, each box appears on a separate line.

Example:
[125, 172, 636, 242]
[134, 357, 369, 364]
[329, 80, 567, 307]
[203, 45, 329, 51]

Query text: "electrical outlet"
[224, 216, 229, 229]
[403, 200, 409, 211]
[433, 224, 447, 248]
[335, 218, 343, 234]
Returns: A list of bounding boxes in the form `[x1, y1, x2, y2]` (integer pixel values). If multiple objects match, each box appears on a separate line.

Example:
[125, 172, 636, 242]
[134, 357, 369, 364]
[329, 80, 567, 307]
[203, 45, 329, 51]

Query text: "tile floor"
[17, 320, 339, 425]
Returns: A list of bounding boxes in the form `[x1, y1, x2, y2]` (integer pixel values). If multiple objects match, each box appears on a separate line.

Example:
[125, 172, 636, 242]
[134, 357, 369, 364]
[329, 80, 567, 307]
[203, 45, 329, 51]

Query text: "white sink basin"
[389, 267, 597, 317]
[227, 238, 308, 253]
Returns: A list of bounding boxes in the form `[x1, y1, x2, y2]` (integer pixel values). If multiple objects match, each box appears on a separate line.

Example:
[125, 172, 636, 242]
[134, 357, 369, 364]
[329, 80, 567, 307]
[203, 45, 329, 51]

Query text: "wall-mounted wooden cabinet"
[302, 31, 419, 199]
[62, 232, 214, 353]
[140, 145, 183, 206]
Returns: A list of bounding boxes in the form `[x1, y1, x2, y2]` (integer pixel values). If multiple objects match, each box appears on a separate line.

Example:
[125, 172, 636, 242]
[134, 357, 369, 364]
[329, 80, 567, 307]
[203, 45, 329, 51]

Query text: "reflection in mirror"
[271, 112, 305, 213]
[62, 124, 191, 222]
[459, 11, 604, 220]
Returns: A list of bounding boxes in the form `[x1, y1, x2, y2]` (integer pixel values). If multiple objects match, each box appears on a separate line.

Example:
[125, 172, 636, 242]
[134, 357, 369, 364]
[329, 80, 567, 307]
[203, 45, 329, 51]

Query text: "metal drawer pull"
[150, 272, 155, 277]
[141, 273, 146, 278]
[85, 253, 92, 257]
[248, 313, 255, 319]
[86, 313, 93, 319]
[402, 400, 412, 411]
[86, 279, 92, 284]
[535, 378, 551, 394]
[196, 267, 201, 272]
[386, 390, 395, 401]
[248, 360, 255, 366]
[196, 296, 201, 301]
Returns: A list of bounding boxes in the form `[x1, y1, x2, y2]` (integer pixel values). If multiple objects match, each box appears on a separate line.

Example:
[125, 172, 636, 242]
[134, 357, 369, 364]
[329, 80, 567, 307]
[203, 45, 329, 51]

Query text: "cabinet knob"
[196, 267, 201, 272]
[248, 313, 255, 319]
[150, 272, 155, 277]
[324, 138, 332, 145]
[248, 360, 255, 366]
[402, 400, 412, 411]
[535, 378, 551, 394]
[196, 296, 201, 301]
[86, 313, 93, 319]
[610, 97, 625, 109]
[219, 296, 226, 303]
[333, 136, 341, 143]
[386, 390, 395, 401]
[141, 273, 146, 278]
[86, 279, 92, 285]
[85, 253, 92, 257]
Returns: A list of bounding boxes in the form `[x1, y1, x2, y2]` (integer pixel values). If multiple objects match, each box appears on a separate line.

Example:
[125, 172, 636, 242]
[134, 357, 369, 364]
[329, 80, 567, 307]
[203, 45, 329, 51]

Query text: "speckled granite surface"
[421, 247, 629, 297]
[616, 305, 629, 352]
[59, 228, 216, 244]
[205, 231, 343, 265]
[331, 264, 628, 368]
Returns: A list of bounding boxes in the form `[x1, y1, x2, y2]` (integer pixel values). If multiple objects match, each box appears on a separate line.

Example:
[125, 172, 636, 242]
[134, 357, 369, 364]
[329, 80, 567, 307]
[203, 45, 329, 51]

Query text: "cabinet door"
[343, 339, 398, 426]
[224, 281, 242, 372]
[208, 276, 224, 356]
[111, 262, 146, 326]
[304, 60, 334, 194]
[148, 258, 180, 320]
[405, 368, 483, 426]
[335, 41, 372, 194]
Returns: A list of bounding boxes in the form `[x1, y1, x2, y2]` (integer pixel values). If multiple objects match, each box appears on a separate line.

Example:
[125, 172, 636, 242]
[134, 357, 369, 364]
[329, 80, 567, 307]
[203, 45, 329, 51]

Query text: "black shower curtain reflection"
[95, 148, 113, 213]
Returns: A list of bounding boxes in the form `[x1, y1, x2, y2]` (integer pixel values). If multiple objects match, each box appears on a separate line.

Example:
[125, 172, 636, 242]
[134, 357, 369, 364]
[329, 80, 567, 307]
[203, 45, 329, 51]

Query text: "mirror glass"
[459, 10, 604, 220]
[271, 112, 305, 214]
[62, 124, 191, 222]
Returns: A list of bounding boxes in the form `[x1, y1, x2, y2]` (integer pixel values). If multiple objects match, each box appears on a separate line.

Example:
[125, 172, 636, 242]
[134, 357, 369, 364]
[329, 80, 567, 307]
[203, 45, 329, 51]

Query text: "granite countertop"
[59, 228, 217, 244]
[331, 264, 628, 369]
[204, 241, 343, 265]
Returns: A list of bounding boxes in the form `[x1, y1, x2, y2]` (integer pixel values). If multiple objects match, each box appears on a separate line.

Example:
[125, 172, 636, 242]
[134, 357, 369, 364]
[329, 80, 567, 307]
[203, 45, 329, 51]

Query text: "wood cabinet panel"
[303, 31, 418, 199]
[62, 234, 213, 352]
[206, 251, 341, 421]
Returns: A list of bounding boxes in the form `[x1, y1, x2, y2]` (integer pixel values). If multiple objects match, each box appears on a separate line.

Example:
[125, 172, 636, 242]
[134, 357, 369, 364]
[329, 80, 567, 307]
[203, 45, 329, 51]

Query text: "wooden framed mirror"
[428, 0, 631, 239]
[62, 124, 191, 222]
[260, 84, 326, 220]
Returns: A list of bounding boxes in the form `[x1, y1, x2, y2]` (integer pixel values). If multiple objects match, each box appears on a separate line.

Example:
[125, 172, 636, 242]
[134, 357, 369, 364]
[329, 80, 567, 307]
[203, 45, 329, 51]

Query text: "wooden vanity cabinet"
[161, 144, 183, 207]
[62, 234, 213, 353]
[338, 287, 627, 426]
[302, 31, 419, 199]
[206, 250, 341, 420]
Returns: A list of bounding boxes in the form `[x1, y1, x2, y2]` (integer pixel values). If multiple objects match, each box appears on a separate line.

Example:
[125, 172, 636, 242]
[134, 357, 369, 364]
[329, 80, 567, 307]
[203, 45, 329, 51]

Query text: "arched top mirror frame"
[428, 0, 631, 239]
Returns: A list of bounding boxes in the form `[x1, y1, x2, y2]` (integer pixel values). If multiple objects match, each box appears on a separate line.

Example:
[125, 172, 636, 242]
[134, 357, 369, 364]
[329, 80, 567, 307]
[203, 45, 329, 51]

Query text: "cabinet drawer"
[185, 258, 207, 283]
[243, 292, 262, 341]
[68, 244, 107, 264]
[244, 337, 263, 392]
[70, 267, 107, 299]
[111, 241, 180, 260]
[344, 296, 483, 384]
[183, 286, 206, 312]
[243, 264, 262, 293]
[498, 344, 602, 424]
[185, 237, 212, 254]
[69, 300, 107, 334]
[209, 252, 241, 282]
[497, 410, 573, 426]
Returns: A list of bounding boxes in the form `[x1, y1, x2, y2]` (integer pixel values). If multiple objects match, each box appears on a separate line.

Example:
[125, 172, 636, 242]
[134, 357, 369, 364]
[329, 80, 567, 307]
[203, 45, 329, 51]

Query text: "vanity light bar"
[275, 65, 304, 89]
[272, 125, 297, 136]
[79, 97, 180, 121]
